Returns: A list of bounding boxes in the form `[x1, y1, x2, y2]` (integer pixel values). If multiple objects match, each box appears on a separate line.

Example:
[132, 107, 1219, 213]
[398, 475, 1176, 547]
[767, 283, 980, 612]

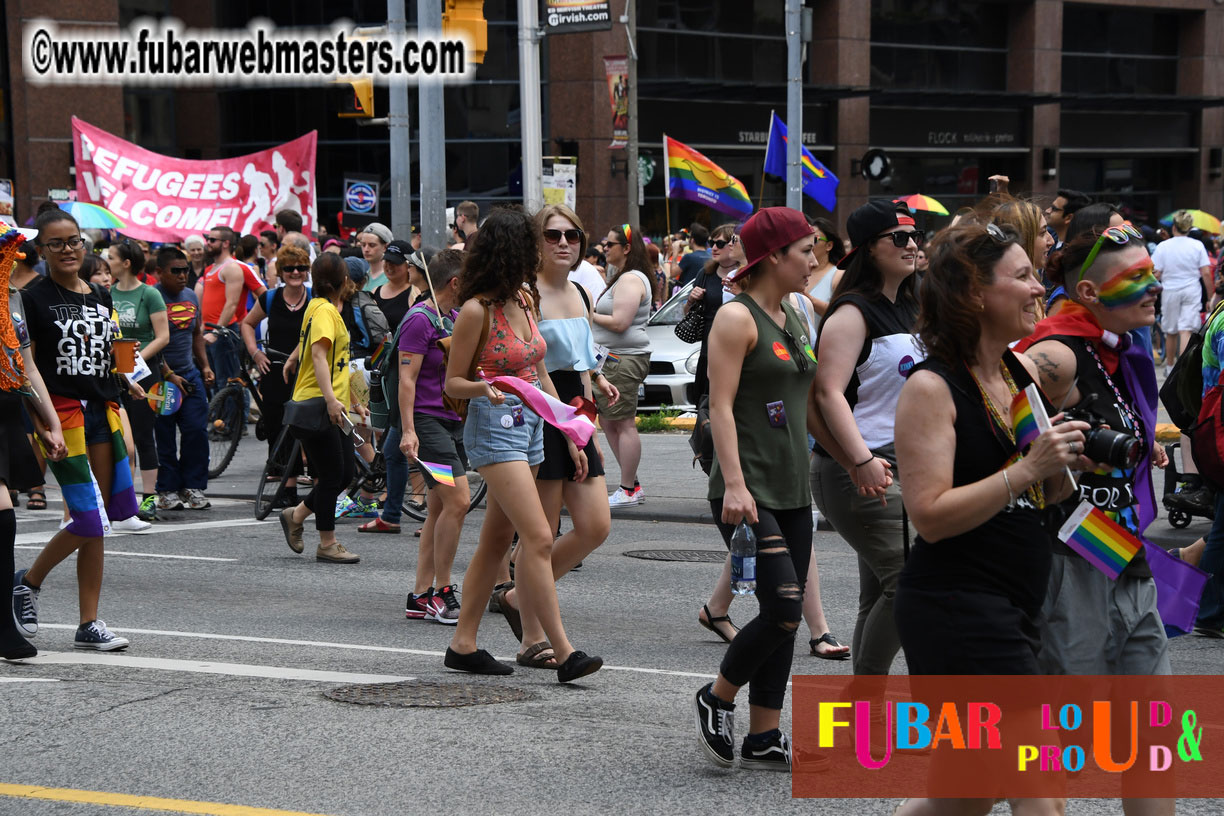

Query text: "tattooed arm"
[1023, 340, 1081, 410]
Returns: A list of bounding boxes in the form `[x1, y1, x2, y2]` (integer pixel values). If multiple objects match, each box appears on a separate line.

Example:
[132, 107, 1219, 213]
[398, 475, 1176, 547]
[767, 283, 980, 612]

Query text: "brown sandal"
[491, 586, 523, 642]
[516, 641, 556, 669]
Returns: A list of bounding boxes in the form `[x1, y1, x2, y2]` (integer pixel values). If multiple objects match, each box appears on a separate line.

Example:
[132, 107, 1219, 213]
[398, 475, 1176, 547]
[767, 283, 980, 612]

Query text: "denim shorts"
[83, 400, 114, 446]
[463, 394, 545, 469]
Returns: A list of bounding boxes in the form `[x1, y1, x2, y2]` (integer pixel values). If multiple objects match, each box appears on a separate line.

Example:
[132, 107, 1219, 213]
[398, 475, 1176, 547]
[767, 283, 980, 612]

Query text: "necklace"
[282, 286, 307, 310]
[967, 359, 1045, 509]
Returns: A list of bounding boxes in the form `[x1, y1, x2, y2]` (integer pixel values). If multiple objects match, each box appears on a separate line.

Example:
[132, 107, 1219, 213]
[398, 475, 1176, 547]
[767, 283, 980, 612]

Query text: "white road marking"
[15, 518, 273, 547]
[0, 677, 62, 683]
[11, 651, 413, 684]
[14, 547, 237, 562]
[36, 624, 720, 680]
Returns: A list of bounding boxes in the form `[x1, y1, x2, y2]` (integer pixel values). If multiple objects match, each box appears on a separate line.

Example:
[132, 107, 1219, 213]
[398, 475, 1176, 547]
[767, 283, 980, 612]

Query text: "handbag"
[283, 315, 333, 432]
[674, 301, 704, 344]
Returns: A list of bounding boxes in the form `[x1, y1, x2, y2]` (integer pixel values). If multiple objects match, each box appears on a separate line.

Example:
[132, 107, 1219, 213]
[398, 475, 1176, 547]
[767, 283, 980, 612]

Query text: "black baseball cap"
[384, 239, 413, 265]
[837, 200, 918, 269]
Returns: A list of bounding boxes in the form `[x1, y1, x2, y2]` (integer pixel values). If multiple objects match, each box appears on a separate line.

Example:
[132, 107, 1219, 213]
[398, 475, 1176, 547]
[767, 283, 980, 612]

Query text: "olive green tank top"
[708, 293, 817, 509]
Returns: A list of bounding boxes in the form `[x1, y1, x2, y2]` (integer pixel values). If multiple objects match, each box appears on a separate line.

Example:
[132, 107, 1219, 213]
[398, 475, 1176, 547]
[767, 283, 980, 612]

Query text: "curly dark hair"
[457, 205, 542, 315]
[916, 222, 1022, 367]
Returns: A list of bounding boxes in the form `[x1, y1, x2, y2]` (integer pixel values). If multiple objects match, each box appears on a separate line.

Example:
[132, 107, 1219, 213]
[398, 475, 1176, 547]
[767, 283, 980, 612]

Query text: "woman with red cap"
[693, 207, 819, 772]
[810, 200, 925, 677]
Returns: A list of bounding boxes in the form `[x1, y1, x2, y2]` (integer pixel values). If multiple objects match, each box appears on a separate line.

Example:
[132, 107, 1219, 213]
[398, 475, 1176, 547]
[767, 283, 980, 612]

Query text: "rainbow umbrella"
[894, 194, 949, 216]
[57, 201, 127, 230]
[1159, 209, 1221, 235]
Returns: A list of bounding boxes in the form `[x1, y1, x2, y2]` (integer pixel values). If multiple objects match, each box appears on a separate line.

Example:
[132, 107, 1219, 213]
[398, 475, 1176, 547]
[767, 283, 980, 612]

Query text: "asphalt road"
[2, 431, 1220, 816]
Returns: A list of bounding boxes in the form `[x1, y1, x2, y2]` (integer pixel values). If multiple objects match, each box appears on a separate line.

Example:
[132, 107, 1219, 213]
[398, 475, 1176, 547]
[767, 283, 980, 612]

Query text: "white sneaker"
[608, 486, 644, 508]
[109, 517, 152, 534]
[180, 489, 211, 509]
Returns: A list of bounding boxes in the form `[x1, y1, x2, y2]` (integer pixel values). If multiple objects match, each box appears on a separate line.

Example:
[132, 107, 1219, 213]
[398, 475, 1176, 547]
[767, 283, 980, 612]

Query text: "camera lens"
[1083, 427, 1142, 470]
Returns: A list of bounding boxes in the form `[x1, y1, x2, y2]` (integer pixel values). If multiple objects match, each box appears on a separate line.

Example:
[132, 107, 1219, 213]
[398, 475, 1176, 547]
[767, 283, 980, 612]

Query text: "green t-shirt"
[111, 282, 166, 346]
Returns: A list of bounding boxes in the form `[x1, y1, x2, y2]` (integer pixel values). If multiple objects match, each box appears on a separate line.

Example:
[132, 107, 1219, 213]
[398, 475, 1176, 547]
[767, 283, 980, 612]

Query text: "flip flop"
[810, 632, 851, 660]
[698, 604, 737, 644]
[516, 641, 557, 669]
[357, 518, 401, 534]
[26, 490, 47, 511]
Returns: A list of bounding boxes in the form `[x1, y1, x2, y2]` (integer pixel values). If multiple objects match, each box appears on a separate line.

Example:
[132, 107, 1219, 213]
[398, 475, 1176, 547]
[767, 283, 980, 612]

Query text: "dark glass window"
[1061, 5, 1180, 96]
[870, 0, 1010, 92]
[1059, 156, 1189, 225]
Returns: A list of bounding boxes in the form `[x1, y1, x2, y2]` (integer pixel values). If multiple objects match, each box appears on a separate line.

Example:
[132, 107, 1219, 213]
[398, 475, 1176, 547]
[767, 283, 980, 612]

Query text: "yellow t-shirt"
[292, 297, 350, 405]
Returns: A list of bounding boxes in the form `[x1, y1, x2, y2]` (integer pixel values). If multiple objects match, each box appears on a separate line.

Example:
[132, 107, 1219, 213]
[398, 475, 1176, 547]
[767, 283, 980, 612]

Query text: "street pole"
[785, 0, 802, 211]
[418, 0, 447, 249]
[388, 0, 412, 240]
[518, 0, 543, 210]
[625, 0, 639, 230]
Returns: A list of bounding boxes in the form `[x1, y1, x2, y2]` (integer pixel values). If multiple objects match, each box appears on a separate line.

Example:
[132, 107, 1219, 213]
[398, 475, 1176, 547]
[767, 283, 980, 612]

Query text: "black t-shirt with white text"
[21, 275, 120, 402]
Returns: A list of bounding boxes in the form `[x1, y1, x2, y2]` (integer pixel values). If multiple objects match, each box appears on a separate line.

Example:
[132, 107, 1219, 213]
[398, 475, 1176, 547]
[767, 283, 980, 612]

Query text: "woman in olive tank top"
[693, 208, 819, 772]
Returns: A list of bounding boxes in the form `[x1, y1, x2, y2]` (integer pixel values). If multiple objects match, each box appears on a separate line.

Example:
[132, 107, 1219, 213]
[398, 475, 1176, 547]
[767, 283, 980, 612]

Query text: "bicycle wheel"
[401, 463, 429, 522]
[254, 428, 298, 520]
[466, 470, 487, 514]
[207, 385, 244, 478]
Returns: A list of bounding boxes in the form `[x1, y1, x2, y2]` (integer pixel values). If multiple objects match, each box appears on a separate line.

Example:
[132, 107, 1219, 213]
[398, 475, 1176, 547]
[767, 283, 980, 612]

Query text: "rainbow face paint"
[1096, 259, 1160, 309]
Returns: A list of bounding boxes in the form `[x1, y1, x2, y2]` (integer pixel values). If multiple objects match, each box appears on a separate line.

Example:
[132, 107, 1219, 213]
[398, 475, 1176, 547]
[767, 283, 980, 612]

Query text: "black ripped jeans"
[710, 500, 812, 710]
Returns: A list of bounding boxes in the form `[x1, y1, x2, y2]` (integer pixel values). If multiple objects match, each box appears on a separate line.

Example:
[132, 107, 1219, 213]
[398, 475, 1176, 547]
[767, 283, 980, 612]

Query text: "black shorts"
[415, 413, 468, 488]
[538, 369, 605, 481]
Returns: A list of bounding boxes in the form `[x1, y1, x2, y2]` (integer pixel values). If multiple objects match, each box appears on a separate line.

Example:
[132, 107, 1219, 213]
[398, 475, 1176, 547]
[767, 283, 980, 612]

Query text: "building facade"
[3, 0, 1221, 240]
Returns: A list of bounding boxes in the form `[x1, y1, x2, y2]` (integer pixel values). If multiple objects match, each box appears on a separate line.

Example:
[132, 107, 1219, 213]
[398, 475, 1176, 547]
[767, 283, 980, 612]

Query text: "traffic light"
[333, 78, 374, 118]
[443, 0, 487, 65]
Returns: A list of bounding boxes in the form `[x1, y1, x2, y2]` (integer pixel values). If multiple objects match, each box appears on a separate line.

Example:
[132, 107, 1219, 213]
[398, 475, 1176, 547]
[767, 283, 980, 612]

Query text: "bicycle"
[254, 424, 487, 521]
[206, 323, 287, 478]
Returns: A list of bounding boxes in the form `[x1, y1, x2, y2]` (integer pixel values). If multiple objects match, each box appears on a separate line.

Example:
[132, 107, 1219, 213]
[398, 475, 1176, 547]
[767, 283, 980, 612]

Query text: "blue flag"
[763, 111, 839, 212]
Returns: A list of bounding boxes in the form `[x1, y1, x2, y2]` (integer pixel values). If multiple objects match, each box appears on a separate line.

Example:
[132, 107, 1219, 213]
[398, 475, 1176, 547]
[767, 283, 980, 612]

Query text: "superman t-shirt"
[156, 285, 200, 373]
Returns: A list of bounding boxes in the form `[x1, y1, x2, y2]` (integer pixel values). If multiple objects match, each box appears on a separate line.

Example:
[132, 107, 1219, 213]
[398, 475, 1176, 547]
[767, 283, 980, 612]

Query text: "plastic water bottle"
[730, 522, 757, 595]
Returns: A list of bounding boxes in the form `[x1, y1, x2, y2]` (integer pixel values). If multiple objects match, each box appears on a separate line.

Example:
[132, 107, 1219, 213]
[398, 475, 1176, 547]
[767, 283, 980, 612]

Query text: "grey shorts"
[1036, 553, 1171, 675]
[414, 413, 468, 488]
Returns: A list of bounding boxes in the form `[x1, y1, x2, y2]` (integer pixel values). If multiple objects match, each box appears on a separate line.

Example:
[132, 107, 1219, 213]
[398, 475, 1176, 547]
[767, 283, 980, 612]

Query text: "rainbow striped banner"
[1011, 388, 1042, 452]
[46, 396, 138, 537]
[416, 459, 456, 487]
[1058, 501, 1143, 580]
[663, 135, 753, 219]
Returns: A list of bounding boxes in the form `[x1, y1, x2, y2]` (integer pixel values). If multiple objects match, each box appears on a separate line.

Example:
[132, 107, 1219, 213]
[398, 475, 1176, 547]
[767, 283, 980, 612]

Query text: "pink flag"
[485, 375, 597, 448]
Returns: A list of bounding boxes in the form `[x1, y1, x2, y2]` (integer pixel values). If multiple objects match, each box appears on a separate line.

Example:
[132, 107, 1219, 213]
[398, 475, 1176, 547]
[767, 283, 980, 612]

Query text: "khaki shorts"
[595, 352, 650, 421]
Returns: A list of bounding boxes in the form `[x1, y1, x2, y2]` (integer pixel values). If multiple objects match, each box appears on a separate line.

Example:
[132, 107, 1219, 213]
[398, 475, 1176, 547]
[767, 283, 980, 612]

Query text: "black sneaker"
[741, 729, 792, 771]
[74, 619, 129, 651]
[694, 683, 735, 768]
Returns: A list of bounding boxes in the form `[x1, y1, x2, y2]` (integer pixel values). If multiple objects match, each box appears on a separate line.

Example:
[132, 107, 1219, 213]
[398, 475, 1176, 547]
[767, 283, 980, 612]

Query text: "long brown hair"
[606, 223, 652, 293]
[457, 206, 542, 315]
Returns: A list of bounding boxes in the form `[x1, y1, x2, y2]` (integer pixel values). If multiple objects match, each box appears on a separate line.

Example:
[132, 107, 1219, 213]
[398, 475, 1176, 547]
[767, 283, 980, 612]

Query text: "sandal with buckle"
[516, 641, 557, 669]
[698, 604, 737, 644]
[810, 632, 851, 660]
[490, 586, 522, 642]
[358, 518, 401, 534]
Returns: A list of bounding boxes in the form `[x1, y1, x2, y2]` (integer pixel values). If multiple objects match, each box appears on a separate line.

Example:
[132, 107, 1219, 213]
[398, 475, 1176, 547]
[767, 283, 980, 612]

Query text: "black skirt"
[537, 370, 605, 481]
[1, 393, 43, 492]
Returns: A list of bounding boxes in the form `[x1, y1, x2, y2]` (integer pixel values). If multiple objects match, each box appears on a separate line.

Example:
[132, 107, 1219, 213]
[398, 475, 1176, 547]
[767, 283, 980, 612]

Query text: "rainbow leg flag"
[44, 397, 138, 537]
[484, 375, 597, 448]
[1057, 501, 1143, 580]
[416, 459, 456, 487]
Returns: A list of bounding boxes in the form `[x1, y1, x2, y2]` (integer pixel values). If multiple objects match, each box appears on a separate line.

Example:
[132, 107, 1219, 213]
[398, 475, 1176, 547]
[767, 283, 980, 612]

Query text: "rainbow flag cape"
[762, 112, 840, 211]
[44, 396, 138, 537]
[1010, 388, 1043, 452]
[416, 459, 456, 487]
[1057, 501, 1143, 580]
[663, 135, 753, 219]
[484, 375, 597, 448]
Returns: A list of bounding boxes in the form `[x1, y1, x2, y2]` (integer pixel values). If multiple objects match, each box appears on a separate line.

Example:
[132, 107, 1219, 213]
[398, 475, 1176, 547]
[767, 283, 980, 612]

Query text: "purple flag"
[1143, 542, 1209, 635]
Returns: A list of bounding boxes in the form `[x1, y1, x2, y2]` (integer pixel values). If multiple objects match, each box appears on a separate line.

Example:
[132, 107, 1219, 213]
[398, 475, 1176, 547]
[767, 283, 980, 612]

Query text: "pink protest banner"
[484, 374, 597, 448]
[71, 117, 317, 243]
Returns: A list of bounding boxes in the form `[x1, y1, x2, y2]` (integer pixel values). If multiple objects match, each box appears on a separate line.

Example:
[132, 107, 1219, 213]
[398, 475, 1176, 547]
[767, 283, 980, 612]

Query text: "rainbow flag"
[1057, 502, 1143, 580]
[44, 396, 138, 537]
[663, 135, 753, 218]
[484, 374, 597, 448]
[417, 459, 456, 487]
[762, 112, 840, 211]
[1010, 389, 1042, 452]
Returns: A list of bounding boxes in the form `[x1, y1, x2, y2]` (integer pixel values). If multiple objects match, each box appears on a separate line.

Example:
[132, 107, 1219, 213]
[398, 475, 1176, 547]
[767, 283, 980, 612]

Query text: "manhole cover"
[625, 549, 726, 563]
[324, 680, 536, 708]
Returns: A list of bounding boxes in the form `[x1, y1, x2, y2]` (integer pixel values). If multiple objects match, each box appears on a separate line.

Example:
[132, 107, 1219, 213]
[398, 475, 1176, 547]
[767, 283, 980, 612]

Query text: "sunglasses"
[984, 222, 1019, 244]
[874, 230, 924, 249]
[543, 228, 583, 244]
[1079, 224, 1144, 282]
[167, 266, 190, 275]
[711, 237, 739, 250]
[281, 265, 309, 274]
[780, 327, 810, 374]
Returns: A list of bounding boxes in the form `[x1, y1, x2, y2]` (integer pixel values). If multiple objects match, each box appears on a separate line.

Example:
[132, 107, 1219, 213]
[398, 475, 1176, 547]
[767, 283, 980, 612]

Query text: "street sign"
[343, 176, 380, 217]
[542, 0, 613, 33]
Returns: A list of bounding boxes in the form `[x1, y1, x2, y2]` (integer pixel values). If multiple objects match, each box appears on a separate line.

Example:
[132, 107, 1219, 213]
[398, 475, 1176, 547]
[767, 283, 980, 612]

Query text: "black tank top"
[1043, 335, 1150, 578]
[899, 351, 1052, 617]
[266, 288, 309, 356]
[374, 286, 413, 335]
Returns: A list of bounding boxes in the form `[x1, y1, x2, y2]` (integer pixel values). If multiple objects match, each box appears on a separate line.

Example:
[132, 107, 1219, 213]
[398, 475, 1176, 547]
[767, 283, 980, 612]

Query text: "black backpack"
[1160, 300, 1224, 430]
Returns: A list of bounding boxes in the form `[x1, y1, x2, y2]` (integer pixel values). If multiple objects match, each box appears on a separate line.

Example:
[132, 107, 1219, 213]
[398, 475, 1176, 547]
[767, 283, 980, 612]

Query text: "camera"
[1061, 400, 1142, 470]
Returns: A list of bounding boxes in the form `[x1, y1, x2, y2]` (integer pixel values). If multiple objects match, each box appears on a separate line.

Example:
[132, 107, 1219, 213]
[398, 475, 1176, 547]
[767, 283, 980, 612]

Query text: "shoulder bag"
[282, 313, 334, 432]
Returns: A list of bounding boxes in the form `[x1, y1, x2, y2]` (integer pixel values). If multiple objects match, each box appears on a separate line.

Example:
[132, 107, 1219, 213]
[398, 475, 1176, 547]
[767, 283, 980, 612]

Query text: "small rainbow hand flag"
[1011, 388, 1043, 452]
[1057, 501, 1143, 580]
[416, 459, 455, 487]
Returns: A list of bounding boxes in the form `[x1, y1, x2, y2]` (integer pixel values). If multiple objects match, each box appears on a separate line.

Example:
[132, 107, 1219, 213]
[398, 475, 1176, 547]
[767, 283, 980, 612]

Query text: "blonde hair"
[1173, 210, 1195, 233]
